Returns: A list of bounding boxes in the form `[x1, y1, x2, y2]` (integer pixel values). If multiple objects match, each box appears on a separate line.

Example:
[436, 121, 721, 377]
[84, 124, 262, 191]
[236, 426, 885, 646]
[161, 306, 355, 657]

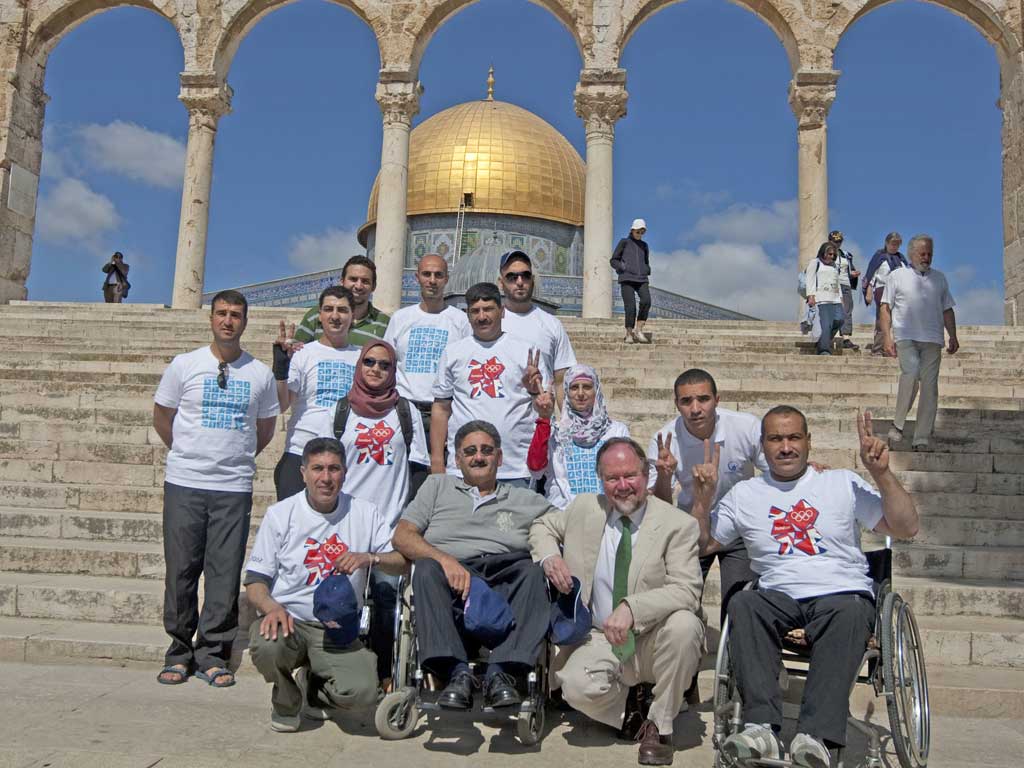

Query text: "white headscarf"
[555, 364, 612, 450]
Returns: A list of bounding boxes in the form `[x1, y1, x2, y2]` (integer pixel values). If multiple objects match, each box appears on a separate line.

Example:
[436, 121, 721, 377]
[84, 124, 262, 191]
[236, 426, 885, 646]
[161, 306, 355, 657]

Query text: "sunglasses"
[362, 357, 392, 372]
[504, 270, 533, 282]
[217, 361, 228, 390]
[461, 444, 497, 457]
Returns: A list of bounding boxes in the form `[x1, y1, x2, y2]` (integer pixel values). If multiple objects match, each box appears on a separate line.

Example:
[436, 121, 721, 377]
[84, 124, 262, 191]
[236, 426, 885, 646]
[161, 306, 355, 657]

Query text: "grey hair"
[454, 420, 502, 451]
[907, 234, 933, 256]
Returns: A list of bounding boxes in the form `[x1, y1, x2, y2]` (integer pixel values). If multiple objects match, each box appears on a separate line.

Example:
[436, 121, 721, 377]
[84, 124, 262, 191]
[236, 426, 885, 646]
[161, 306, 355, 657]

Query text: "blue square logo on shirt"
[315, 360, 355, 407]
[201, 378, 251, 431]
[405, 327, 449, 374]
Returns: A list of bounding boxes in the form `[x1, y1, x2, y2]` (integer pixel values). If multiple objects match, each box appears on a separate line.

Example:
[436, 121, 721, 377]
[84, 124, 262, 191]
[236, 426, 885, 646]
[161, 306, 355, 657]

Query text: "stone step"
[886, 542, 1024, 580]
[0, 572, 166, 625]
[0, 481, 276, 515]
[0, 536, 164, 580]
[892, 574, 1024, 618]
[869, 514, 1024, 548]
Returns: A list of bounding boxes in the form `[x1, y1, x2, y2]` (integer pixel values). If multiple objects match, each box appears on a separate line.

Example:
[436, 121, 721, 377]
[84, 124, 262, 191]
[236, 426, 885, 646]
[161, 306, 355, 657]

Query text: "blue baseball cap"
[463, 576, 515, 648]
[313, 574, 360, 646]
[499, 250, 531, 271]
[549, 576, 592, 646]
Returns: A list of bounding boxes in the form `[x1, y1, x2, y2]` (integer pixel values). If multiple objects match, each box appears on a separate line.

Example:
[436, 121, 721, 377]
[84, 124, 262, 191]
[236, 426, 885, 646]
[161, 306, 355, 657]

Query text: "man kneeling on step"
[392, 419, 556, 710]
[244, 437, 406, 732]
[690, 407, 919, 767]
[530, 437, 705, 766]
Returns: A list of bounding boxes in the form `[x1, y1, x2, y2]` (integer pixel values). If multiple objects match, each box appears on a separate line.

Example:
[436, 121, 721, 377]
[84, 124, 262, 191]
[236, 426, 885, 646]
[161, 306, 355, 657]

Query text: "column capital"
[178, 73, 232, 130]
[375, 79, 422, 127]
[574, 75, 628, 141]
[788, 71, 839, 130]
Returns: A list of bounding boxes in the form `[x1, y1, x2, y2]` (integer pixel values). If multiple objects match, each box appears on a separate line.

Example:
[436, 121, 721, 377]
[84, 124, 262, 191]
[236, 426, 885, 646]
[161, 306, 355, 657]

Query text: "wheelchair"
[373, 571, 549, 745]
[711, 547, 930, 768]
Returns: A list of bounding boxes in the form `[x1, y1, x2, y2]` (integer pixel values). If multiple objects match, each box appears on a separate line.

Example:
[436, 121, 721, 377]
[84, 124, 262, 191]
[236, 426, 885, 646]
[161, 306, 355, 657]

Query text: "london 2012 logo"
[468, 356, 506, 399]
[354, 420, 396, 465]
[768, 499, 826, 556]
[303, 533, 349, 585]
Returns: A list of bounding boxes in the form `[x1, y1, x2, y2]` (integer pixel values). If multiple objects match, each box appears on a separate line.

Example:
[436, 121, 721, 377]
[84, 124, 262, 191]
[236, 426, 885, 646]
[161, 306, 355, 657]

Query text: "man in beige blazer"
[530, 437, 704, 766]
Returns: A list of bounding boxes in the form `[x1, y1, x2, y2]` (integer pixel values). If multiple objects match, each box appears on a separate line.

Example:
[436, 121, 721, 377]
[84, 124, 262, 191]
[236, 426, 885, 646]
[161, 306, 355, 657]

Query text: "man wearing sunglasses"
[152, 290, 280, 689]
[497, 250, 577, 386]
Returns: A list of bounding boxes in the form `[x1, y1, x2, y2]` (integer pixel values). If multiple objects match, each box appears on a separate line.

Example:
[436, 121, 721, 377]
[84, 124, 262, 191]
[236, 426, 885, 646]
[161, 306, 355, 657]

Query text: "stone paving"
[0, 662, 1018, 768]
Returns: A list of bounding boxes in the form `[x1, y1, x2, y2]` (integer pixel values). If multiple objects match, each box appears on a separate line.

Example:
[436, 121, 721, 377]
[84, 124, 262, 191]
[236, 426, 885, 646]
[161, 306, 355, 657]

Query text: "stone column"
[171, 76, 232, 309]
[788, 72, 838, 271]
[0, 48, 47, 303]
[1001, 57, 1024, 326]
[575, 70, 628, 319]
[373, 78, 420, 314]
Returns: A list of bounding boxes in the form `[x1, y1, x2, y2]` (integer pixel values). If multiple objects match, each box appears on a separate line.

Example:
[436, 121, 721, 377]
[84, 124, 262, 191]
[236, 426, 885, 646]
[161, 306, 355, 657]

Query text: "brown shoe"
[636, 720, 674, 765]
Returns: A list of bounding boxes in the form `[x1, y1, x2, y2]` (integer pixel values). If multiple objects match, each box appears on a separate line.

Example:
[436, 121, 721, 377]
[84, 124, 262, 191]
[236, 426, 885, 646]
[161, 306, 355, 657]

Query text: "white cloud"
[950, 284, 1004, 325]
[287, 227, 363, 273]
[36, 178, 119, 251]
[690, 199, 797, 244]
[77, 121, 185, 188]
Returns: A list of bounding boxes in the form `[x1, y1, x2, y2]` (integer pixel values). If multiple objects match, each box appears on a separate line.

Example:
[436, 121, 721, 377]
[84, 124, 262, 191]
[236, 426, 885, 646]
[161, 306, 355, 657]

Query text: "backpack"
[797, 260, 820, 299]
[332, 395, 414, 454]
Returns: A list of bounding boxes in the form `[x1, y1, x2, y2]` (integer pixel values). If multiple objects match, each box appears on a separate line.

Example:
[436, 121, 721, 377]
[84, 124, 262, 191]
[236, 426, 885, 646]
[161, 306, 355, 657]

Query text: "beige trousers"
[893, 340, 943, 444]
[552, 610, 704, 735]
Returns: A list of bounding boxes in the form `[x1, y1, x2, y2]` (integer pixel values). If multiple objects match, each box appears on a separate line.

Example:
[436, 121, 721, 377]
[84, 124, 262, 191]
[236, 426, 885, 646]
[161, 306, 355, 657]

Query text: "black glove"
[272, 344, 291, 381]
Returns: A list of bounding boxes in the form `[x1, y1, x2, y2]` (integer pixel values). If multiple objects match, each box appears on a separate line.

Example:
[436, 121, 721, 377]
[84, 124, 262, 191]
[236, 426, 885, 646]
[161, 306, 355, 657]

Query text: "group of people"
[150, 246, 933, 767]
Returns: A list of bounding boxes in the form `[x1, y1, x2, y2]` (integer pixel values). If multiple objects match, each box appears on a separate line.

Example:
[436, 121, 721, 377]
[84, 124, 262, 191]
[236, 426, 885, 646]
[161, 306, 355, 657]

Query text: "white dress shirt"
[591, 503, 647, 627]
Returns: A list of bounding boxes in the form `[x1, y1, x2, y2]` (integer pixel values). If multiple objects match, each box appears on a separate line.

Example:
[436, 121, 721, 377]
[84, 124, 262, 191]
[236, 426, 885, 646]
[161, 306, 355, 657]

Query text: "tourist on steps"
[611, 219, 653, 344]
[804, 241, 845, 355]
[101, 251, 130, 303]
[863, 232, 907, 355]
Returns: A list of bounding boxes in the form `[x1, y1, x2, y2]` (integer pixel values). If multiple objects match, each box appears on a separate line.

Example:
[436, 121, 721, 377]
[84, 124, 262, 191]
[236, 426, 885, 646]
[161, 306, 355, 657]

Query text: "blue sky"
[31, 0, 1003, 323]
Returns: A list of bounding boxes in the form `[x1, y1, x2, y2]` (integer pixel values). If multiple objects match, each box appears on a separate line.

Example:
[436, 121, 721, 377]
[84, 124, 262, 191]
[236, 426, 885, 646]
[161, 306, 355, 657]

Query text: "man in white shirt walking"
[153, 290, 280, 688]
[431, 282, 549, 486]
[880, 234, 959, 450]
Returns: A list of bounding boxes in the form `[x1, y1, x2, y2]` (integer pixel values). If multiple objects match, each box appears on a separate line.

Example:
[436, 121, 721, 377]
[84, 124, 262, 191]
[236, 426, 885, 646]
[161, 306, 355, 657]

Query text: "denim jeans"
[816, 302, 844, 354]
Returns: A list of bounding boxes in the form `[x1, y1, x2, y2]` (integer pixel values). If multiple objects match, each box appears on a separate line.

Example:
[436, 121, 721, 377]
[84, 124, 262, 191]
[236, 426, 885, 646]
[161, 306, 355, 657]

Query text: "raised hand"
[857, 410, 889, 476]
[691, 438, 721, 504]
[522, 348, 543, 395]
[655, 432, 678, 478]
[274, 320, 301, 357]
[533, 386, 555, 419]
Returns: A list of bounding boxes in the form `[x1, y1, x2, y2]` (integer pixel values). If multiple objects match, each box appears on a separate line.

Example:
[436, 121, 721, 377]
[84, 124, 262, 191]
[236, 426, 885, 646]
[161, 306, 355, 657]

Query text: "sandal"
[157, 664, 190, 685]
[196, 666, 236, 688]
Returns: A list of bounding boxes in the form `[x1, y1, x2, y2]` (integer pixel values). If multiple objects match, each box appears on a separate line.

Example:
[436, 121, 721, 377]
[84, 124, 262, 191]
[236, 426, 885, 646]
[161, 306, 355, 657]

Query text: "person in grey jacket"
[611, 219, 652, 343]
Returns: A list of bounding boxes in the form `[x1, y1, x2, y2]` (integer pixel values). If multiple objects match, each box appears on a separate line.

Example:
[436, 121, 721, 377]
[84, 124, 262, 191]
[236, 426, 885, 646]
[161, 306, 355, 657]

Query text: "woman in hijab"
[527, 364, 630, 509]
[323, 339, 429, 688]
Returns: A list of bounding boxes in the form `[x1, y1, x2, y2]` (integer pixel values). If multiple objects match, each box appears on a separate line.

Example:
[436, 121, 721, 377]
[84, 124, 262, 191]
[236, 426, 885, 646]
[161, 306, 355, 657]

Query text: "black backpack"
[332, 395, 414, 454]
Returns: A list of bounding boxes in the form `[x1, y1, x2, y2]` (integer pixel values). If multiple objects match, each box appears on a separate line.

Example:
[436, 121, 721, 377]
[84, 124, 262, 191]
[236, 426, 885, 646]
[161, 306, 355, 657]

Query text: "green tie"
[612, 516, 635, 662]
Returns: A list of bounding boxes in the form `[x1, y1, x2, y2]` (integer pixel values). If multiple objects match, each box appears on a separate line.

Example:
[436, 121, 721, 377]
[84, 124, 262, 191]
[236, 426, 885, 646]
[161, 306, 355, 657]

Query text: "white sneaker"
[887, 427, 904, 442]
[296, 667, 330, 721]
[721, 724, 781, 761]
[270, 707, 300, 733]
[791, 733, 831, 768]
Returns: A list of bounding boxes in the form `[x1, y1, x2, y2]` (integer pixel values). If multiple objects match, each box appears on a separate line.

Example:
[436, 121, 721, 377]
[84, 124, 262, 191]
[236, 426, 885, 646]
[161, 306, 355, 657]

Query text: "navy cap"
[463, 576, 515, 648]
[549, 576, 592, 646]
[499, 250, 531, 271]
[313, 574, 360, 646]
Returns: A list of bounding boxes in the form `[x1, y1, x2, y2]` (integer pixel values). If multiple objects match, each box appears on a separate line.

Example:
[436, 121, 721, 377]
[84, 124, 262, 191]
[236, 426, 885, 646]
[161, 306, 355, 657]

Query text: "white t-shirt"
[154, 346, 279, 492]
[432, 332, 551, 480]
[545, 421, 631, 510]
[711, 469, 884, 600]
[384, 305, 472, 404]
[837, 253, 853, 289]
[647, 409, 768, 512]
[501, 305, 577, 380]
[246, 490, 393, 622]
[805, 259, 842, 304]
[591, 504, 646, 627]
[882, 267, 956, 345]
[285, 341, 361, 456]
[870, 258, 900, 291]
[315, 404, 430, 528]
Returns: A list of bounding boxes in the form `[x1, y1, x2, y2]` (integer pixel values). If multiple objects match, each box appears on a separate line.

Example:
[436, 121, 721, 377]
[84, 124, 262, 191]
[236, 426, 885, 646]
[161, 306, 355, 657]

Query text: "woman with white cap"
[610, 218, 652, 343]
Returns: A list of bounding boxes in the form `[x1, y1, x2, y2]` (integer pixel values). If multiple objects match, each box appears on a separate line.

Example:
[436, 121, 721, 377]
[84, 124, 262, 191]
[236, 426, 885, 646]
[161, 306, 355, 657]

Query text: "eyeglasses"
[217, 361, 228, 390]
[362, 357, 392, 372]
[461, 444, 496, 457]
[504, 270, 532, 282]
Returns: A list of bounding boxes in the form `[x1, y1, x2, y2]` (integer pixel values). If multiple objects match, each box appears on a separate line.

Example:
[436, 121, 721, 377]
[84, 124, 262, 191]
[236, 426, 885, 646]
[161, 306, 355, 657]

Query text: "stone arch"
[834, 0, 1021, 73]
[26, 0, 182, 60]
[620, 0, 804, 74]
[406, 0, 583, 76]
[213, 0, 382, 80]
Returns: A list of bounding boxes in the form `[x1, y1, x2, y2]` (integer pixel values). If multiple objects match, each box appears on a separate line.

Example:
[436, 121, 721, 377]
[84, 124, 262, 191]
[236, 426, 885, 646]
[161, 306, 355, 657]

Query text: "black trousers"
[274, 452, 305, 501]
[620, 281, 652, 329]
[700, 541, 756, 626]
[370, 570, 399, 681]
[408, 403, 432, 500]
[162, 482, 252, 670]
[411, 551, 549, 675]
[727, 589, 875, 747]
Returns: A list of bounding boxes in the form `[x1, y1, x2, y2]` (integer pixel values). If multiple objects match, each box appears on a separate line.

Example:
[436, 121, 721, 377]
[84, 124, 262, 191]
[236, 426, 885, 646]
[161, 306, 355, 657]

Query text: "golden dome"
[359, 98, 585, 243]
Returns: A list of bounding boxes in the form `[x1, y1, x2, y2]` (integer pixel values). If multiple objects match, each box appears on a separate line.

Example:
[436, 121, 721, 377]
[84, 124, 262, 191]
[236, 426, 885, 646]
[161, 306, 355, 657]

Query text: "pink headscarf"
[347, 340, 399, 419]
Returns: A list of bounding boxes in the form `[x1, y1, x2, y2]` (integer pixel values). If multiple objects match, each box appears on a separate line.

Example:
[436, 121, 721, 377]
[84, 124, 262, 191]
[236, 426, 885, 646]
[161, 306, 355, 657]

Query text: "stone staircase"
[0, 301, 1022, 717]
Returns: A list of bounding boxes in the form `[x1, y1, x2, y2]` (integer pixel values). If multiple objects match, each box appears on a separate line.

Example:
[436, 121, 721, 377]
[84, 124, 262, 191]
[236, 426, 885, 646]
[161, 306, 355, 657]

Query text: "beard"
[608, 493, 645, 517]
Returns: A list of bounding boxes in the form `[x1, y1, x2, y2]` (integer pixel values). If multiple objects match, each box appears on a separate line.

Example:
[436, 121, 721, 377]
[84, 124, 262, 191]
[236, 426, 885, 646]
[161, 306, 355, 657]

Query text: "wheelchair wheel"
[375, 688, 419, 740]
[517, 705, 544, 746]
[881, 592, 930, 768]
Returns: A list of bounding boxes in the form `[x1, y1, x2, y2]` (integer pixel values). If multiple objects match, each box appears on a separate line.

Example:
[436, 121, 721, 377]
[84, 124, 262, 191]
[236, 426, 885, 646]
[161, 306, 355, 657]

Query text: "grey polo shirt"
[401, 474, 557, 561]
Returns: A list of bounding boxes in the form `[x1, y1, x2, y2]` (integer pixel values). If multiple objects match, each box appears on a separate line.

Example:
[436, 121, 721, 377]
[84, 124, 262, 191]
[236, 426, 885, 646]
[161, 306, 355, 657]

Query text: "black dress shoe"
[483, 671, 522, 708]
[438, 670, 475, 710]
[618, 684, 653, 740]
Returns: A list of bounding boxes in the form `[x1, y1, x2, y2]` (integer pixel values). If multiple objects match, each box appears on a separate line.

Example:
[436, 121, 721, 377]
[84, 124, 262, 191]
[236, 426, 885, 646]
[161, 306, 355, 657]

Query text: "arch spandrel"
[26, 0, 182, 59]
[618, 0, 808, 73]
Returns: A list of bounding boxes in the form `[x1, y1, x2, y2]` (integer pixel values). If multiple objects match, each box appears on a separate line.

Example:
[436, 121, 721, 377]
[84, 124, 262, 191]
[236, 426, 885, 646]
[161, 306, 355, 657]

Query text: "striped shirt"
[294, 302, 391, 348]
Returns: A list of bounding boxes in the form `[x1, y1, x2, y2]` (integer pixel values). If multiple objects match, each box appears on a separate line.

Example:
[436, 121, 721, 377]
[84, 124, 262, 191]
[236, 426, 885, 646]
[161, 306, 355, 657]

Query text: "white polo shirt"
[882, 267, 956, 345]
